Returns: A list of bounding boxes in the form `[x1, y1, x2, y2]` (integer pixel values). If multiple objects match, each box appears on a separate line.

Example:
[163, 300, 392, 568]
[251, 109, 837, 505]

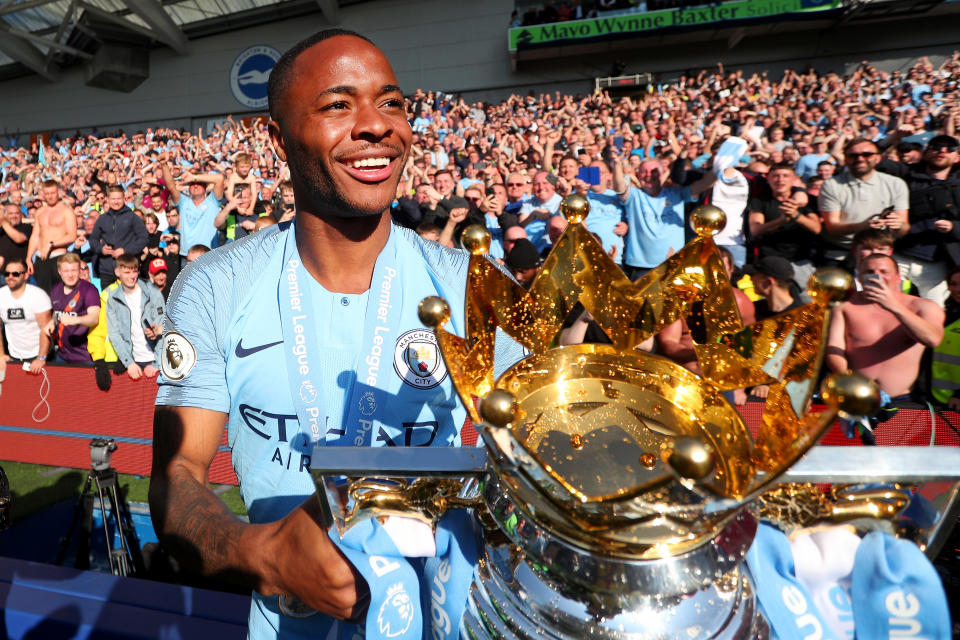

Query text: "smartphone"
[578, 166, 601, 186]
[613, 135, 624, 150]
[864, 273, 882, 286]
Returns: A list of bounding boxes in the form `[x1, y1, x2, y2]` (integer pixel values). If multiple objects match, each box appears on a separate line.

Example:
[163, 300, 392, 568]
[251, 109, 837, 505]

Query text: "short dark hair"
[844, 137, 879, 154]
[769, 163, 795, 173]
[267, 29, 375, 122]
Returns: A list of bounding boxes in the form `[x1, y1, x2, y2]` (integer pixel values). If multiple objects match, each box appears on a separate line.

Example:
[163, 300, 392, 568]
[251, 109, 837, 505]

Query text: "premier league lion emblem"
[160, 332, 197, 381]
[377, 582, 415, 638]
[393, 329, 447, 389]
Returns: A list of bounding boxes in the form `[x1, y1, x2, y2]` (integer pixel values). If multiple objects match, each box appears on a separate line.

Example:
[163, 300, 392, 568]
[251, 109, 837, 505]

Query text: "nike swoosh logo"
[235, 339, 283, 358]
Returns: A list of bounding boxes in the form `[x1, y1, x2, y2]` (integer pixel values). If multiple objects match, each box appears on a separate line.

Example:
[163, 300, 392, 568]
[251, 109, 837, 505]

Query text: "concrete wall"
[0, 0, 958, 136]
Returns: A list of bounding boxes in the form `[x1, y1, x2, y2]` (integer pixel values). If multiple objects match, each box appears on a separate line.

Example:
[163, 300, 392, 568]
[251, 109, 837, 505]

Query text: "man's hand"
[862, 276, 900, 312]
[935, 219, 954, 233]
[144, 324, 162, 340]
[260, 495, 368, 619]
[240, 219, 257, 231]
[111, 247, 126, 258]
[28, 357, 45, 375]
[101, 243, 114, 256]
[750, 384, 770, 399]
[143, 364, 159, 378]
[127, 362, 143, 380]
[613, 221, 628, 236]
[449, 207, 468, 225]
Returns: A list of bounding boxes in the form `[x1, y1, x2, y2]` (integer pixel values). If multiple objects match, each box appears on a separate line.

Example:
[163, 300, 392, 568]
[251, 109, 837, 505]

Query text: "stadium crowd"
[1, 51, 959, 427]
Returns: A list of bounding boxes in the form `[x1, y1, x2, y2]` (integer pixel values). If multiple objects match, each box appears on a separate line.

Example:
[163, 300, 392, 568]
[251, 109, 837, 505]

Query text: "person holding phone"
[826, 253, 944, 442]
[103, 253, 164, 380]
[819, 138, 909, 267]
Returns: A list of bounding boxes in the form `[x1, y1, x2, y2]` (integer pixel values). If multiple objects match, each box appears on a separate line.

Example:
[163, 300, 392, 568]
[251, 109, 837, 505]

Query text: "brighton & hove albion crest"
[229, 45, 281, 109]
[393, 329, 447, 389]
[160, 332, 197, 381]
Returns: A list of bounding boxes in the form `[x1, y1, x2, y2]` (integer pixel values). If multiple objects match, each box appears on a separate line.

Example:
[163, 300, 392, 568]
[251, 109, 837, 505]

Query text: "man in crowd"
[161, 157, 225, 259]
[826, 253, 944, 423]
[618, 159, 716, 280]
[820, 138, 910, 267]
[88, 185, 148, 288]
[148, 257, 171, 300]
[747, 163, 822, 292]
[105, 254, 164, 380]
[745, 256, 804, 320]
[26, 180, 77, 292]
[0, 203, 30, 287]
[877, 134, 960, 304]
[0, 257, 51, 375]
[584, 158, 627, 264]
[506, 237, 542, 288]
[46, 253, 99, 363]
[519, 171, 562, 251]
[149, 30, 522, 640]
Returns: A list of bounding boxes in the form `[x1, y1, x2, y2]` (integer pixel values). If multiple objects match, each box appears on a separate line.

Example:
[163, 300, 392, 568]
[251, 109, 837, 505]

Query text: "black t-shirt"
[0, 222, 31, 263]
[753, 296, 803, 321]
[747, 196, 818, 262]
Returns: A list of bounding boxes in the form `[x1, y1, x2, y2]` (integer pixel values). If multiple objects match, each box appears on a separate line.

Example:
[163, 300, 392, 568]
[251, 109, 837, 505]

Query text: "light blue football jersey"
[156, 222, 524, 639]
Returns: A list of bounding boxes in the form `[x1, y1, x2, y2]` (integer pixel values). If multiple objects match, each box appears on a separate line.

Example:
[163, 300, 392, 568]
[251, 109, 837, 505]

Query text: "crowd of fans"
[1, 51, 959, 428]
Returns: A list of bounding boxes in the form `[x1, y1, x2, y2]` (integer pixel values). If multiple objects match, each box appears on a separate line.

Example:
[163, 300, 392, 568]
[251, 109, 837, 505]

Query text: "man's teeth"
[351, 157, 390, 169]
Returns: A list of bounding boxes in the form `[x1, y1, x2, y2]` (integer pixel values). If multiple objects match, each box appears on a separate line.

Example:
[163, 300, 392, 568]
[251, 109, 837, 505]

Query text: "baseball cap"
[926, 134, 958, 151]
[506, 238, 542, 271]
[148, 258, 168, 275]
[744, 256, 794, 283]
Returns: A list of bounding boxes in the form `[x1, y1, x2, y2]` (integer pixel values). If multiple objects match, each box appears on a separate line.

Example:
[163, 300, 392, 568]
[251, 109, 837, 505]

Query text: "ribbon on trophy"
[327, 505, 477, 640]
[278, 224, 475, 639]
[747, 524, 951, 639]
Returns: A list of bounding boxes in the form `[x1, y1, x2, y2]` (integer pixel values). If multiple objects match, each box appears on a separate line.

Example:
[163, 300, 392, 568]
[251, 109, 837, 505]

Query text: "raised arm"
[161, 159, 181, 203]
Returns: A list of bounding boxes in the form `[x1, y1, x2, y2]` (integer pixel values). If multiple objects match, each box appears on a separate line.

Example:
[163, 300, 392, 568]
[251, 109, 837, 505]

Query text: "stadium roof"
[0, 0, 356, 82]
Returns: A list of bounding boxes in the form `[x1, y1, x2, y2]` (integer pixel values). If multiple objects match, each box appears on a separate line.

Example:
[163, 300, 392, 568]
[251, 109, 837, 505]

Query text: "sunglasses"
[506, 182, 525, 187]
[929, 144, 958, 153]
[846, 152, 877, 159]
[4, 270, 23, 277]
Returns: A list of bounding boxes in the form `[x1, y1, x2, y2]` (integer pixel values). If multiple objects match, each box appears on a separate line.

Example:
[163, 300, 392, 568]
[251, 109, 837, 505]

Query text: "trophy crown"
[423, 195, 878, 551]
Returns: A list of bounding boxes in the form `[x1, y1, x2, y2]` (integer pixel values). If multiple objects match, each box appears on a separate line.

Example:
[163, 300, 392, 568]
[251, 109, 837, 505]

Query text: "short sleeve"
[818, 179, 841, 213]
[32, 287, 52, 313]
[891, 176, 909, 210]
[155, 262, 229, 413]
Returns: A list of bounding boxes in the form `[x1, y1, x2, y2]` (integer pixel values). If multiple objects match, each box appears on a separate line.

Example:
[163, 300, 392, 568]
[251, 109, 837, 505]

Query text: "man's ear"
[268, 120, 287, 164]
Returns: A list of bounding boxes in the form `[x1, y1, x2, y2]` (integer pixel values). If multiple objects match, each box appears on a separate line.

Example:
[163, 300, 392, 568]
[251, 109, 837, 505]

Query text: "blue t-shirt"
[177, 192, 222, 255]
[585, 189, 626, 264]
[795, 153, 832, 181]
[156, 223, 523, 640]
[622, 185, 694, 268]
[519, 192, 562, 252]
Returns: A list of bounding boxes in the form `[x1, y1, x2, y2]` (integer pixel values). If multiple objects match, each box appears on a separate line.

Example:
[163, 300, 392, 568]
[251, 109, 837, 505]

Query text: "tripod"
[55, 441, 144, 577]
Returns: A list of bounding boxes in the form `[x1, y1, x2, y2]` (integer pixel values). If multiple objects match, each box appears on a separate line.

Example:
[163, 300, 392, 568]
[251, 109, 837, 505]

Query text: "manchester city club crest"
[393, 329, 447, 389]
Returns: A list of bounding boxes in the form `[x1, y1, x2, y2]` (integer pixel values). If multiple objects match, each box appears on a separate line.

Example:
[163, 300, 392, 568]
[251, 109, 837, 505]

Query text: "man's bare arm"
[150, 406, 365, 619]
[824, 306, 848, 373]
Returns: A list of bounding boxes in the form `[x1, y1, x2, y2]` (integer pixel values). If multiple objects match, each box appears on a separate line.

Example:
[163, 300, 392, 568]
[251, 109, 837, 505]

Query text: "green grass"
[1, 460, 247, 524]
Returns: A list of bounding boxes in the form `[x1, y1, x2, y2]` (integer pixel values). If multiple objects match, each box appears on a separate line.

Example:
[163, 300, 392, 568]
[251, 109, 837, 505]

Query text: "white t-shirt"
[124, 286, 155, 364]
[711, 169, 750, 247]
[0, 284, 52, 359]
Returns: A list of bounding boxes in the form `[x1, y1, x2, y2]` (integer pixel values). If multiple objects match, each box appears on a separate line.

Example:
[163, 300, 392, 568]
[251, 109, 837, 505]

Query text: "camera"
[90, 438, 117, 472]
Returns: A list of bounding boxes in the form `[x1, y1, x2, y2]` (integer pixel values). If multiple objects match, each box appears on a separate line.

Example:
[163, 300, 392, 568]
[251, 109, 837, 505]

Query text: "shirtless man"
[826, 253, 944, 403]
[27, 180, 77, 292]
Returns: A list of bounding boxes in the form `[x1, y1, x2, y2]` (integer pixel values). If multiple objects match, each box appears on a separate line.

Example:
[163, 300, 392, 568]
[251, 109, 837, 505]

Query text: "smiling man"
[150, 30, 520, 640]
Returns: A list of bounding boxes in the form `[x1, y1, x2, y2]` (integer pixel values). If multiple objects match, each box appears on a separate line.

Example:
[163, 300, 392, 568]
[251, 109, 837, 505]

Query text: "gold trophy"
[311, 196, 959, 639]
